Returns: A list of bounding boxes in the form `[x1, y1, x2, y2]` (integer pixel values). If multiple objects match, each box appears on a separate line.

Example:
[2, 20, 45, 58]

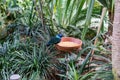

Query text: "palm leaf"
[97, 0, 108, 8]
[81, 0, 95, 40]
[79, 51, 91, 74]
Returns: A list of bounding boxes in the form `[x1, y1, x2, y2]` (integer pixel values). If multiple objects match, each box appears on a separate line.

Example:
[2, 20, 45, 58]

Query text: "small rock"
[10, 74, 21, 80]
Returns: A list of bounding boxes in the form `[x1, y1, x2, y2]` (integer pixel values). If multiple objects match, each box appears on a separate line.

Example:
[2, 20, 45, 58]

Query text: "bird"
[46, 34, 63, 46]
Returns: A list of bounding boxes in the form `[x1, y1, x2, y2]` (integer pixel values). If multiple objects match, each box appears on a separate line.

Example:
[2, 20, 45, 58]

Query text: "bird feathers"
[46, 34, 63, 46]
[46, 37, 61, 46]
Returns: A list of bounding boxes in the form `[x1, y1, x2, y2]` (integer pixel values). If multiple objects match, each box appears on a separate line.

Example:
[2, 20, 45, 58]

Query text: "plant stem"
[90, 7, 107, 62]
[38, 0, 46, 33]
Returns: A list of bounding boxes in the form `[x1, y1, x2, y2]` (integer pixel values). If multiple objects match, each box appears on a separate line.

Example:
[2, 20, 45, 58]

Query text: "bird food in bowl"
[56, 37, 82, 52]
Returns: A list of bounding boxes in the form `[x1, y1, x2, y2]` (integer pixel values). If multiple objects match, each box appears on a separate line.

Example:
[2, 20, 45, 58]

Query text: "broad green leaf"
[81, 0, 95, 40]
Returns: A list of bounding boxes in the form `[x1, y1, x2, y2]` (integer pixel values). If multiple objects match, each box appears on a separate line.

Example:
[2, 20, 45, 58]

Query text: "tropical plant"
[97, 0, 114, 36]
[56, 51, 93, 80]
[0, 15, 7, 40]
[10, 43, 56, 79]
[91, 64, 113, 80]
[0, 0, 114, 80]
[42, 0, 97, 38]
[0, 23, 56, 80]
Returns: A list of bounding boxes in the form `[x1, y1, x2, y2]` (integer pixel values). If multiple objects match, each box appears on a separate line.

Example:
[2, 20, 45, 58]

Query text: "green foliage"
[43, 0, 89, 35]
[0, 0, 112, 80]
[0, 24, 55, 80]
[57, 51, 92, 80]
[0, 15, 7, 40]
[90, 64, 114, 80]
[97, 0, 114, 10]
[11, 43, 55, 79]
[81, 0, 95, 40]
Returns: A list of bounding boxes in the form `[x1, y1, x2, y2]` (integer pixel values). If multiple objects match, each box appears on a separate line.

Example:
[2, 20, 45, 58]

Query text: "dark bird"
[47, 34, 63, 46]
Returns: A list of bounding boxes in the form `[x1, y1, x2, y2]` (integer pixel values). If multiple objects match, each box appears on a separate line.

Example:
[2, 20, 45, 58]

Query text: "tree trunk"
[112, 0, 120, 80]
[108, 10, 114, 36]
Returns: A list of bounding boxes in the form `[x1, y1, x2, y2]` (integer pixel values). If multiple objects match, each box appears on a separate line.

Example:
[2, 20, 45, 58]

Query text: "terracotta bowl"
[56, 37, 82, 52]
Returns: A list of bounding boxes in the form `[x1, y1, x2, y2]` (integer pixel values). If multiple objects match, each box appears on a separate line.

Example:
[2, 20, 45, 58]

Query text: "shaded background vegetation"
[0, 0, 114, 80]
